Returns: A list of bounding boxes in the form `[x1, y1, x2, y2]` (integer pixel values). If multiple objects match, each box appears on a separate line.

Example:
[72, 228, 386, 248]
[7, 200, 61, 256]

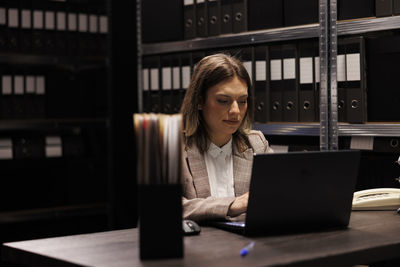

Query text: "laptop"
[212, 150, 361, 236]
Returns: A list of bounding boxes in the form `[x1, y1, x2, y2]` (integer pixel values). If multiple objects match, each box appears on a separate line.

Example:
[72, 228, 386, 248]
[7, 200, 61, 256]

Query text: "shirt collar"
[207, 138, 232, 158]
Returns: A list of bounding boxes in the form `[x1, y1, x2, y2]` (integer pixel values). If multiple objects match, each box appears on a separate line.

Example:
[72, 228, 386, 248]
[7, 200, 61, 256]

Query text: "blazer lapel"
[233, 146, 254, 196]
[186, 146, 211, 198]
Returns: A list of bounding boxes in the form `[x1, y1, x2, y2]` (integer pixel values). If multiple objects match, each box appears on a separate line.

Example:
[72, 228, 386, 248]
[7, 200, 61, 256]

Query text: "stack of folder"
[133, 113, 182, 185]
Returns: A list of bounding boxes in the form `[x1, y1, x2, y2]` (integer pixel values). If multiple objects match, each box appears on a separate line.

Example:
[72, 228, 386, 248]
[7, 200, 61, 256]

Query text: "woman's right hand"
[227, 192, 249, 217]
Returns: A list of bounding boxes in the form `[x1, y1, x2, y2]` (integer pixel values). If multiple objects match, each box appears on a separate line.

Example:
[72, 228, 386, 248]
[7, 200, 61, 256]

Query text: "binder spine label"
[300, 57, 313, 84]
[270, 59, 282, 81]
[8, 8, 19, 28]
[22, 10, 32, 29]
[255, 60, 266, 81]
[0, 8, 5, 25]
[33, 10, 44, 29]
[181, 66, 191, 89]
[283, 58, 296, 80]
[337, 54, 346, 82]
[346, 53, 360, 81]
[243, 61, 252, 82]
[143, 69, 149, 91]
[173, 67, 180, 90]
[150, 68, 159, 91]
[314, 57, 320, 83]
[2, 75, 12, 95]
[162, 67, 172, 90]
[14, 75, 24, 95]
[45, 11, 55, 30]
[57, 12, 67, 31]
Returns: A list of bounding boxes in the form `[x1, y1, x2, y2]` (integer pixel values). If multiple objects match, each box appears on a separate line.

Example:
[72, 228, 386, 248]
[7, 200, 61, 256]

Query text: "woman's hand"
[227, 192, 249, 217]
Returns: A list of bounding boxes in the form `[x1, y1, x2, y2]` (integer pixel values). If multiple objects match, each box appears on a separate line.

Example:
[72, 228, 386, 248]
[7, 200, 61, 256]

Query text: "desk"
[2, 211, 400, 267]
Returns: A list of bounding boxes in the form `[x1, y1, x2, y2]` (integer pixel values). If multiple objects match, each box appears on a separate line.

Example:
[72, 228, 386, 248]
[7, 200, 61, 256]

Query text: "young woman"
[181, 53, 273, 222]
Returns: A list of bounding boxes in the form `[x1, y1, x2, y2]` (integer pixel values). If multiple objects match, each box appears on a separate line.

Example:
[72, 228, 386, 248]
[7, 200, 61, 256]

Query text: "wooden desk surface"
[2, 211, 400, 267]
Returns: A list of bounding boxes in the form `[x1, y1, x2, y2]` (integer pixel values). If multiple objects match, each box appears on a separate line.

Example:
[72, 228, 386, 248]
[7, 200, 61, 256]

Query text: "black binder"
[13, 74, 25, 118]
[248, 0, 283, 31]
[282, 44, 298, 122]
[20, 0, 33, 54]
[283, 0, 318, 27]
[5, 0, 20, 53]
[232, 0, 246, 33]
[142, 0, 183, 43]
[337, 41, 347, 122]
[171, 55, 182, 113]
[196, 0, 208, 37]
[1, 73, 13, 119]
[268, 45, 283, 122]
[207, 0, 220, 36]
[376, 0, 392, 17]
[0, 3, 6, 51]
[24, 74, 35, 118]
[77, 2, 90, 56]
[66, 1, 79, 56]
[220, 0, 233, 34]
[298, 39, 317, 122]
[342, 37, 367, 123]
[45, 0, 59, 55]
[184, 0, 196, 39]
[394, 0, 400, 14]
[160, 55, 173, 114]
[366, 34, 400, 121]
[253, 46, 268, 123]
[142, 57, 151, 113]
[338, 0, 375, 20]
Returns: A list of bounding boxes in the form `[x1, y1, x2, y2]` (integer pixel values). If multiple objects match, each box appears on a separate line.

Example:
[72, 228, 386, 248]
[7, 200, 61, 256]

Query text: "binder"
[196, 0, 207, 37]
[283, 0, 318, 27]
[54, 0, 67, 56]
[220, 0, 232, 34]
[5, 0, 20, 52]
[183, 0, 196, 39]
[268, 45, 283, 122]
[282, 44, 298, 122]
[248, 0, 283, 31]
[376, 0, 392, 17]
[298, 39, 317, 122]
[160, 55, 173, 114]
[366, 34, 400, 121]
[337, 41, 347, 122]
[14, 136, 45, 159]
[98, 2, 108, 56]
[32, 0, 46, 54]
[254, 46, 268, 123]
[394, 0, 400, 14]
[180, 53, 192, 105]
[338, 0, 375, 20]
[207, 0, 220, 36]
[34, 75, 46, 118]
[1, 74, 14, 118]
[45, 0, 58, 55]
[149, 56, 161, 113]
[0, 4, 6, 51]
[77, 1, 90, 56]
[238, 47, 253, 83]
[66, 0, 79, 56]
[171, 55, 182, 113]
[341, 36, 367, 123]
[24, 74, 36, 118]
[142, 0, 183, 43]
[20, 0, 33, 54]
[142, 57, 151, 113]
[313, 40, 320, 122]
[13, 74, 25, 118]
[232, 0, 247, 33]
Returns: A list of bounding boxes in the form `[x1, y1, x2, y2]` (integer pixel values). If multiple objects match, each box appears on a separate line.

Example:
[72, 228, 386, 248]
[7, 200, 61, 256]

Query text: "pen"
[240, 241, 255, 257]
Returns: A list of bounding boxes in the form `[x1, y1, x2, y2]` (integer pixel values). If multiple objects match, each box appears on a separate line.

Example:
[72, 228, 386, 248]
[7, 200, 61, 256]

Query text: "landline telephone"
[352, 188, 400, 210]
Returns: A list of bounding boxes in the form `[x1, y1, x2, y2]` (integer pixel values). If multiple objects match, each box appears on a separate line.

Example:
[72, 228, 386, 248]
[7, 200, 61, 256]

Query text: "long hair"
[180, 53, 253, 153]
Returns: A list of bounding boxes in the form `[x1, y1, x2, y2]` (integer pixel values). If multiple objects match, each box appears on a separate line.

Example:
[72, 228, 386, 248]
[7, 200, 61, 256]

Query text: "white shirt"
[204, 139, 235, 198]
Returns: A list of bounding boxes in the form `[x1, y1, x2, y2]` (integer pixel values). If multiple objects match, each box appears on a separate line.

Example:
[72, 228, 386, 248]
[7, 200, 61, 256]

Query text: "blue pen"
[240, 241, 255, 257]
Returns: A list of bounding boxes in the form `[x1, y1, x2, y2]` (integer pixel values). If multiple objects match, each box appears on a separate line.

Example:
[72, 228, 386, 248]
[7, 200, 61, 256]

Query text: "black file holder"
[138, 184, 183, 260]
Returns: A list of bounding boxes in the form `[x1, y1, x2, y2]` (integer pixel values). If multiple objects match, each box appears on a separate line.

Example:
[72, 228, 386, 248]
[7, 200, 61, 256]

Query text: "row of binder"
[142, 36, 366, 123]
[142, 0, 400, 43]
[0, 0, 108, 56]
[0, 67, 107, 119]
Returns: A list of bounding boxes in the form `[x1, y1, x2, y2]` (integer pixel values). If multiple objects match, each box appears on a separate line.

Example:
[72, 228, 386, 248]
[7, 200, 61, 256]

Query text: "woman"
[181, 53, 273, 222]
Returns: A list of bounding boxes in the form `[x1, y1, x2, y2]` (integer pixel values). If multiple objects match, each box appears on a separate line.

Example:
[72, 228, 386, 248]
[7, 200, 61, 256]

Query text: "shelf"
[0, 53, 108, 70]
[142, 16, 400, 55]
[254, 122, 400, 137]
[0, 118, 109, 133]
[0, 203, 108, 224]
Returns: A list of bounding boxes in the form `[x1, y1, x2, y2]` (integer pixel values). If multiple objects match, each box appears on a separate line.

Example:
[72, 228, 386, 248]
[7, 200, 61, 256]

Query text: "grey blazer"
[182, 130, 273, 222]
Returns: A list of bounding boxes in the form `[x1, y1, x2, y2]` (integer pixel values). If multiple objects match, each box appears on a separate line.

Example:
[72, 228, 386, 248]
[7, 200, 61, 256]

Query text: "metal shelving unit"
[137, 3, 400, 139]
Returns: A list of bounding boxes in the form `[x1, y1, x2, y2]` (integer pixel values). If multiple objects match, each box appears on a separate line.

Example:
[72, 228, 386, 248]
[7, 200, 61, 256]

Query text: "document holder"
[138, 184, 183, 259]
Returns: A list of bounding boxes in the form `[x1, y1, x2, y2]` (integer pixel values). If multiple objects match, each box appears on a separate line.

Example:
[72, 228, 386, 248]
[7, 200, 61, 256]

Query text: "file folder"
[232, 0, 246, 33]
[180, 53, 192, 105]
[366, 34, 400, 121]
[161, 55, 173, 114]
[207, 0, 220, 36]
[283, 0, 318, 27]
[220, 0, 233, 34]
[254, 46, 268, 123]
[338, 0, 375, 20]
[282, 44, 298, 122]
[376, 0, 392, 17]
[248, 0, 283, 31]
[196, 0, 207, 37]
[171, 55, 182, 113]
[337, 41, 347, 122]
[184, 0, 196, 39]
[341, 37, 367, 123]
[142, 0, 183, 43]
[298, 39, 317, 122]
[268, 45, 283, 122]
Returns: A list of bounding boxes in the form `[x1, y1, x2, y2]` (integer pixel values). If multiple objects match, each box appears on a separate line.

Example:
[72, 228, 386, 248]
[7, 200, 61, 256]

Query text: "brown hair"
[180, 53, 253, 154]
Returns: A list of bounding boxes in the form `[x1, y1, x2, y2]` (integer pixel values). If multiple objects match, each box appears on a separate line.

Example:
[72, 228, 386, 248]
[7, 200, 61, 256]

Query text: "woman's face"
[200, 76, 248, 147]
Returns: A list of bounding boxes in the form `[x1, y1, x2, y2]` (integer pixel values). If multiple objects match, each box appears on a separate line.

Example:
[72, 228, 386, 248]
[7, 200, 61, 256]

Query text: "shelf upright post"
[319, 0, 338, 150]
[137, 0, 143, 113]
